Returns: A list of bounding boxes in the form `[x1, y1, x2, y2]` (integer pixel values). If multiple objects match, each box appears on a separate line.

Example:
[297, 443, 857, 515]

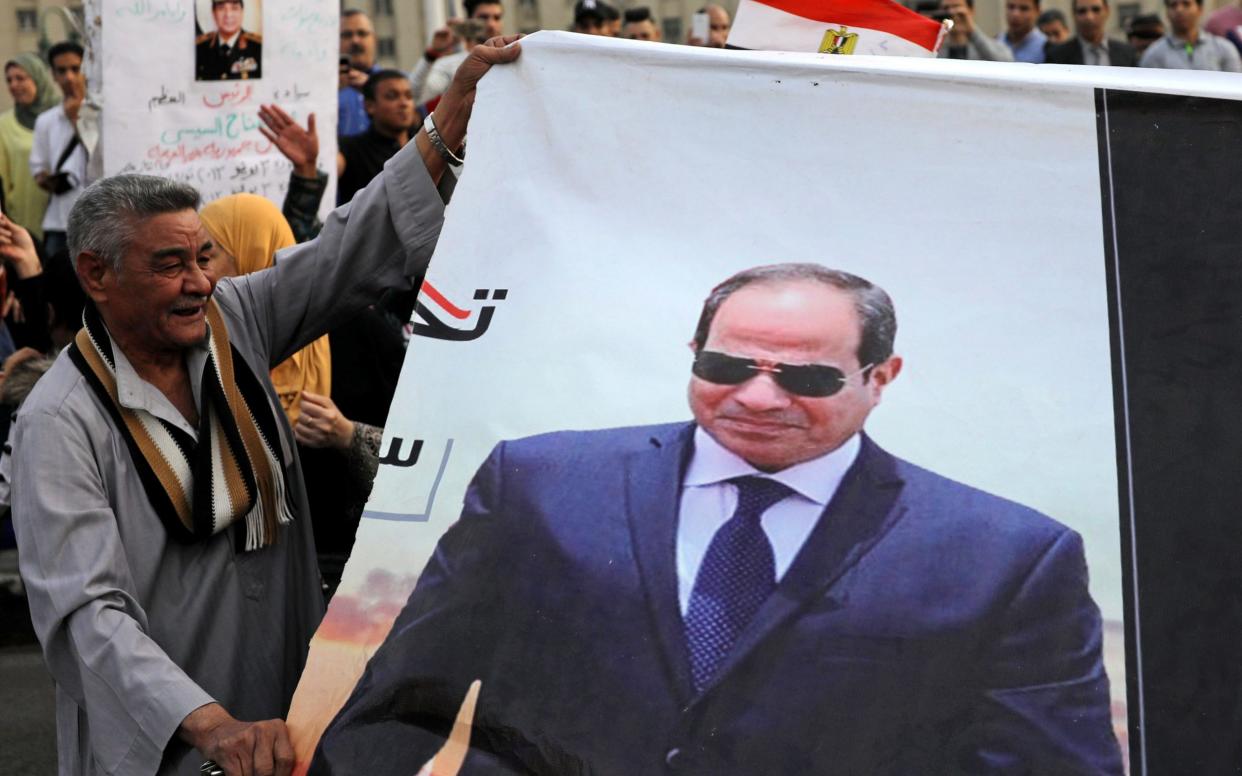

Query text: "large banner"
[288, 33, 1242, 774]
[86, 0, 337, 210]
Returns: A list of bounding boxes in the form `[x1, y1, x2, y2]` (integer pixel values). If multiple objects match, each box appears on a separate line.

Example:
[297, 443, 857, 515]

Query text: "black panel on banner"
[1099, 88, 1242, 775]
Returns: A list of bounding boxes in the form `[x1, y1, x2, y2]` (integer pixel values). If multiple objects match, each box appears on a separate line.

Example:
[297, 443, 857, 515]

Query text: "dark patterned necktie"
[684, 475, 794, 693]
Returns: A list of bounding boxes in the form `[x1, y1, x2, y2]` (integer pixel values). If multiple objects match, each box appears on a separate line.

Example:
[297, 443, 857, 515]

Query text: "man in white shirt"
[1140, 0, 1242, 71]
[411, 0, 505, 105]
[29, 41, 88, 258]
[313, 263, 1122, 775]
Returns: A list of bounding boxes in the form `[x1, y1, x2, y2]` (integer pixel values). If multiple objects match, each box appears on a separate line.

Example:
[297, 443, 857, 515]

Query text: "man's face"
[341, 13, 376, 69]
[92, 210, 216, 356]
[624, 19, 660, 40]
[707, 6, 731, 47]
[1073, 0, 1109, 42]
[1039, 17, 1070, 42]
[50, 52, 84, 100]
[365, 77, 415, 133]
[688, 281, 899, 472]
[1128, 23, 1163, 51]
[575, 18, 603, 34]
[942, 0, 973, 28]
[604, 18, 622, 36]
[212, 0, 243, 38]
[471, 3, 504, 39]
[1006, 0, 1039, 36]
[1166, 0, 1200, 36]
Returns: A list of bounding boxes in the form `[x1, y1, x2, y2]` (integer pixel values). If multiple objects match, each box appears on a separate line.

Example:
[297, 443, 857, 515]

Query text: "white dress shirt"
[676, 427, 861, 614]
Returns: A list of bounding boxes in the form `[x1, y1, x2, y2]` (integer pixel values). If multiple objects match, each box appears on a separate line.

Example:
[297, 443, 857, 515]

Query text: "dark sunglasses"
[692, 350, 872, 398]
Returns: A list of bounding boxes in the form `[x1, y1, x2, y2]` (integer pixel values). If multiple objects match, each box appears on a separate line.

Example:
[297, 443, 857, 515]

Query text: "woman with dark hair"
[0, 54, 61, 242]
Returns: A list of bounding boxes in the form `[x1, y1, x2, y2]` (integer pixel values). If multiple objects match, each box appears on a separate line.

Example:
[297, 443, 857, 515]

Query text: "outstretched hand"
[258, 104, 319, 179]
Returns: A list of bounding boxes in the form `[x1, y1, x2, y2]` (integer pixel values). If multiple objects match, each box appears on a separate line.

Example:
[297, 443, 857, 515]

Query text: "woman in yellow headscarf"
[199, 193, 331, 425]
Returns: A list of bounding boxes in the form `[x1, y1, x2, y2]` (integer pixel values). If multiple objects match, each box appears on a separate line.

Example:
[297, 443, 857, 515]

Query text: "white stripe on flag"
[729, 0, 942, 57]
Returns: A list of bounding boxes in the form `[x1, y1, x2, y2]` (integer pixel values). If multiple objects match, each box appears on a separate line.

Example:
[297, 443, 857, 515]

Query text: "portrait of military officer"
[310, 263, 1124, 775]
[195, 0, 262, 81]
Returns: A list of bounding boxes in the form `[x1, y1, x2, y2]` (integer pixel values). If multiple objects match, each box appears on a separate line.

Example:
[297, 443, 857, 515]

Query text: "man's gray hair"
[67, 175, 201, 271]
[692, 263, 897, 372]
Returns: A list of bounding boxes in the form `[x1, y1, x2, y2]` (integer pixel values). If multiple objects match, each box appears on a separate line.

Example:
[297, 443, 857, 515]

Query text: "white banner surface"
[285, 32, 1242, 774]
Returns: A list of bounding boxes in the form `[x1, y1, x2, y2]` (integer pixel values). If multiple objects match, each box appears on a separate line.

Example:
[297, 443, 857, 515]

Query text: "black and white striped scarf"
[68, 300, 294, 550]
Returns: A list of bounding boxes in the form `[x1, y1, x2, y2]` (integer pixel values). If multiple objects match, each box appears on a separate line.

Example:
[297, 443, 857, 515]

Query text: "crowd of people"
[0, 0, 1236, 772]
[935, 0, 1240, 68]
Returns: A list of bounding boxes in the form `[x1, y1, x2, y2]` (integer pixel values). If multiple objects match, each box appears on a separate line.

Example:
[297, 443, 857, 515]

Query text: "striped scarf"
[68, 300, 294, 550]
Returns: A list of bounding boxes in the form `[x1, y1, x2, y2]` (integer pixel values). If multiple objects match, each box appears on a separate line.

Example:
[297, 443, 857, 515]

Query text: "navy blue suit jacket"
[312, 423, 1122, 775]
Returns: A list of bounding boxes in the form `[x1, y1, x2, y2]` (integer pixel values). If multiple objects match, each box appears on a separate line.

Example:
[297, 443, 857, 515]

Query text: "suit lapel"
[624, 423, 698, 704]
[691, 434, 908, 702]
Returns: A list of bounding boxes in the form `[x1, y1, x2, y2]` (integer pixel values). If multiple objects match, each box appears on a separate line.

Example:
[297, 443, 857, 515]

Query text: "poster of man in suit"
[309, 263, 1123, 774]
[280, 33, 1176, 774]
[194, 0, 263, 81]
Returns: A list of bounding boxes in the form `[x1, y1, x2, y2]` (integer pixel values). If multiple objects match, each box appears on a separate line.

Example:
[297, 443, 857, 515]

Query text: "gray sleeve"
[1139, 43, 1161, 67]
[217, 137, 445, 368]
[972, 30, 1015, 62]
[11, 409, 214, 775]
[1221, 39, 1242, 72]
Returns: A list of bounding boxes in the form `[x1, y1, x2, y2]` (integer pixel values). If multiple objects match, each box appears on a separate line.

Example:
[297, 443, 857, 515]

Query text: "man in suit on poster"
[311, 263, 1123, 775]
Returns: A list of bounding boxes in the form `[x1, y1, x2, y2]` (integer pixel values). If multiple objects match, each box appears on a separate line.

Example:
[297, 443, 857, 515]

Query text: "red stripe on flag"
[749, 0, 943, 49]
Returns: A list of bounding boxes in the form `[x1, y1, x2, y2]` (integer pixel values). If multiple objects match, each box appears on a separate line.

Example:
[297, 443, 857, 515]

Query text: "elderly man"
[12, 37, 520, 776]
[311, 263, 1122, 774]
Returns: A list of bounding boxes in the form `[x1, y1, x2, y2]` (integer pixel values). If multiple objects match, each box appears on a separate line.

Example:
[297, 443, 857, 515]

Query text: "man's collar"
[109, 331, 210, 428]
[1005, 26, 1045, 45]
[1166, 30, 1203, 46]
[219, 30, 241, 48]
[683, 426, 862, 505]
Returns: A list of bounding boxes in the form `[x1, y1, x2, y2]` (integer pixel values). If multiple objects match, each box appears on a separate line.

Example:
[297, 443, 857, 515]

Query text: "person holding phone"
[338, 9, 380, 138]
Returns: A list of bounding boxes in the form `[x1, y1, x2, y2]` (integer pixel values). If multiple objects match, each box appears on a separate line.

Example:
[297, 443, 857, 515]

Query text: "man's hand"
[344, 67, 369, 89]
[258, 104, 319, 179]
[431, 34, 523, 153]
[293, 391, 354, 450]
[0, 214, 42, 279]
[62, 79, 85, 123]
[179, 703, 294, 776]
[426, 21, 461, 59]
[942, 0, 974, 40]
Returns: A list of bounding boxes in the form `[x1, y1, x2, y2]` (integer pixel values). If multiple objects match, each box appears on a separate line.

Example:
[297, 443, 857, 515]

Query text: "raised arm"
[221, 36, 521, 368]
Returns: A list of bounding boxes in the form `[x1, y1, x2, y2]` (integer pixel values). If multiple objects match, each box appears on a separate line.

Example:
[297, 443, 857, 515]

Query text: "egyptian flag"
[727, 0, 947, 57]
